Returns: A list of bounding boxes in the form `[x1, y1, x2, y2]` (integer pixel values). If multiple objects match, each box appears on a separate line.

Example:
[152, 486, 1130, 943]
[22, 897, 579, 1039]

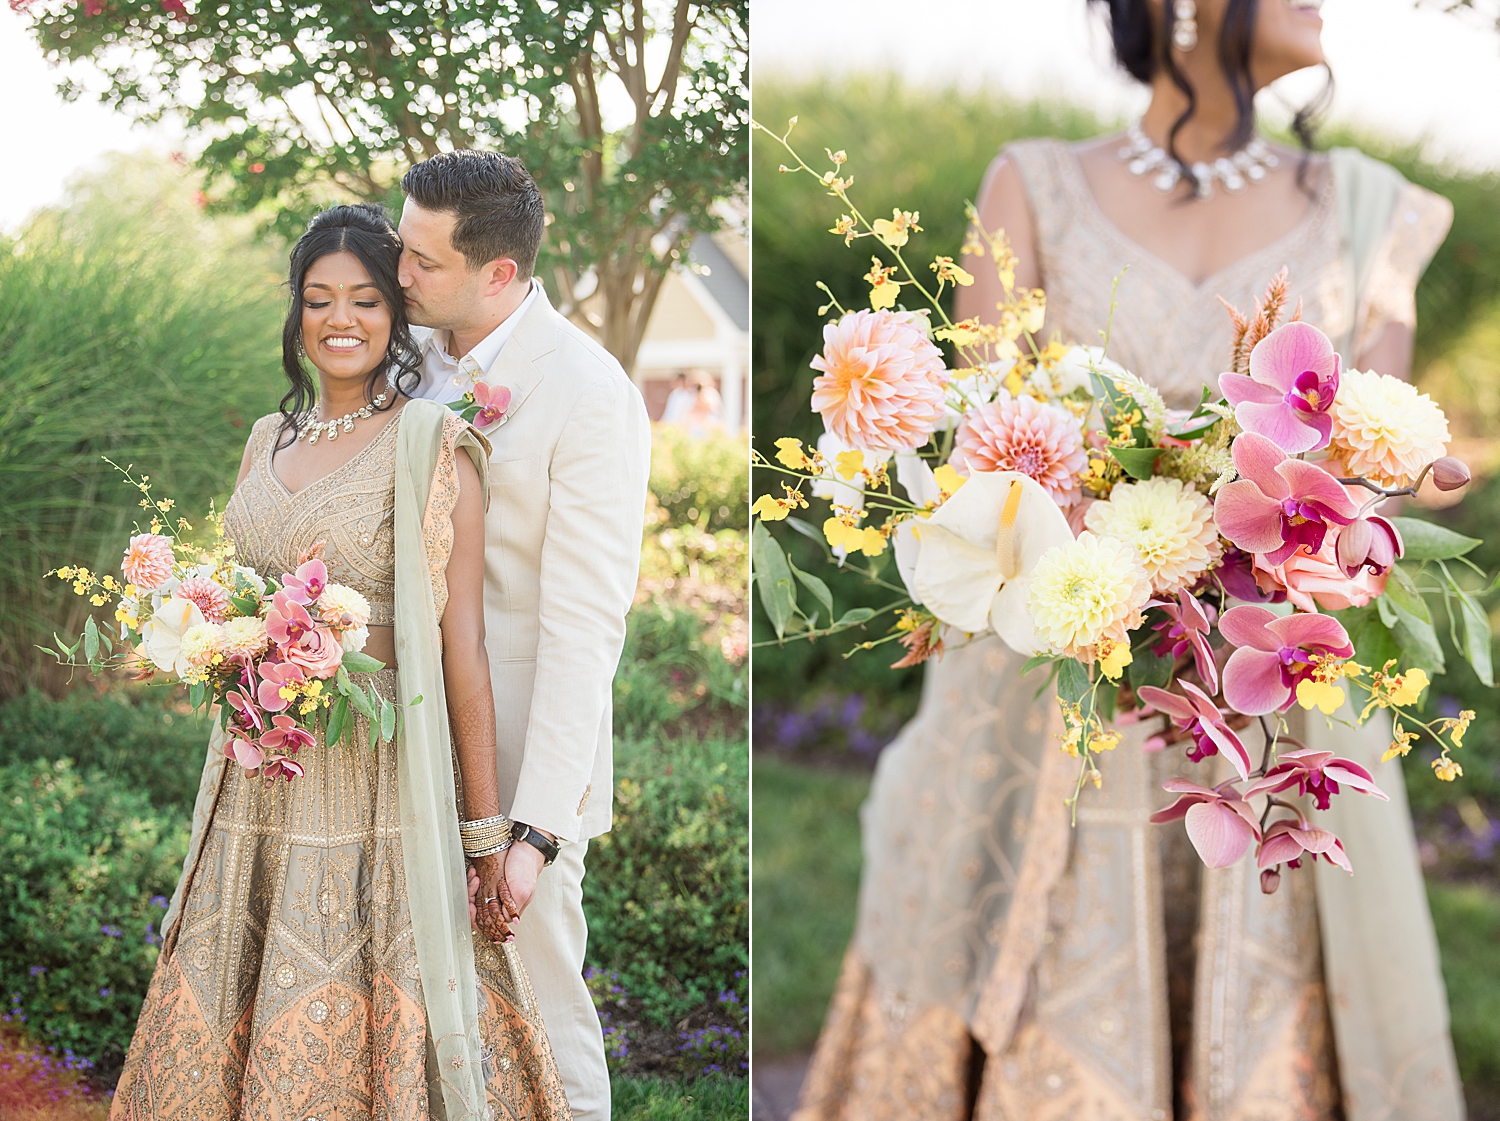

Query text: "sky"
[751, 0, 1500, 169]
[4, 2, 1500, 231]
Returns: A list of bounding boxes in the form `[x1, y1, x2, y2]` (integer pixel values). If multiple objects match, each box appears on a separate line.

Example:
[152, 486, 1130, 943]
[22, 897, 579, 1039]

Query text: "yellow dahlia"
[221, 615, 269, 658]
[1026, 532, 1151, 657]
[1329, 369, 1449, 488]
[1084, 476, 1220, 594]
[179, 622, 226, 668]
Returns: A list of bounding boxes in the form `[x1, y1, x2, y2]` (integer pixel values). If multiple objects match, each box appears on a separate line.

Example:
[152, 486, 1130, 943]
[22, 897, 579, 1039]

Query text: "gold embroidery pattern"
[110, 671, 571, 1120]
[223, 414, 400, 625]
[419, 413, 475, 622]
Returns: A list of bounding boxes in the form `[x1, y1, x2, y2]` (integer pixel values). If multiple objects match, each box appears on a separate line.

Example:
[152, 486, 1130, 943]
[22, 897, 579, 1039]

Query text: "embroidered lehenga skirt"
[110, 670, 570, 1121]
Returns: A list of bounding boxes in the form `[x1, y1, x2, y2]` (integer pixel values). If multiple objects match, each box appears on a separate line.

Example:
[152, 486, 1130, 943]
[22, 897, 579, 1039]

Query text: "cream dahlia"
[952, 392, 1087, 507]
[179, 622, 226, 668]
[316, 583, 372, 631]
[221, 615, 270, 658]
[810, 309, 948, 452]
[121, 534, 175, 592]
[1329, 369, 1449, 488]
[176, 575, 231, 624]
[1026, 532, 1151, 657]
[1084, 477, 1220, 594]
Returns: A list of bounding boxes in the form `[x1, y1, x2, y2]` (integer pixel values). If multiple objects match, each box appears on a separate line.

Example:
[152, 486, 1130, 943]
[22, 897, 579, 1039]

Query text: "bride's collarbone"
[1073, 141, 1328, 287]
[271, 404, 405, 495]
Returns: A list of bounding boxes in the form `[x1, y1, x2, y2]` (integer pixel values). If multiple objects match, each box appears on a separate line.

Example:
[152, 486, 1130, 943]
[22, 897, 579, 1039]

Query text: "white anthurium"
[1031, 345, 1127, 398]
[140, 595, 206, 677]
[812, 429, 887, 513]
[912, 471, 1075, 654]
[892, 451, 941, 603]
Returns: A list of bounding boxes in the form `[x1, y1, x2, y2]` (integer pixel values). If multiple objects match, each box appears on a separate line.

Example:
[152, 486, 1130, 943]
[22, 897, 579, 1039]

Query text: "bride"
[796, 2, 1462, 1119]
[109, 204, 570, 1120]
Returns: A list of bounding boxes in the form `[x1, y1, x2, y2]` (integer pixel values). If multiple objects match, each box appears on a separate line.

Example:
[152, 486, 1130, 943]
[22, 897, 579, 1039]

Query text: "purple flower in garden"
[29, 966, 46, 976]
[1243, 748, 1388, 811]
[1214, 433, 1360, 565]
[1137, 681, 1252, 779]
[99, 988, 112, 998]
[1219, 322, 1340, 453]
[101, 925, 122, 937]
[150, 895, 168, 909]
[1219, 605, 1354, 716]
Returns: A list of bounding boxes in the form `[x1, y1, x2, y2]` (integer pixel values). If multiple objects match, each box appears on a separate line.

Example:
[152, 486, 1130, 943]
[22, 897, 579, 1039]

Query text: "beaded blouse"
[223, 411, 401, 625]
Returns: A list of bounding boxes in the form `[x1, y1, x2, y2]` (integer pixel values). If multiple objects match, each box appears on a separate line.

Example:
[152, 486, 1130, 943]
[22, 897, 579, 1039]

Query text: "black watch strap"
[512, 823, 559, 867]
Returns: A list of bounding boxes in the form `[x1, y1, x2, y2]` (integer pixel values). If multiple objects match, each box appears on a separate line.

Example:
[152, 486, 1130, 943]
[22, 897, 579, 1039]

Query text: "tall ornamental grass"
[0, 153, 286, 698]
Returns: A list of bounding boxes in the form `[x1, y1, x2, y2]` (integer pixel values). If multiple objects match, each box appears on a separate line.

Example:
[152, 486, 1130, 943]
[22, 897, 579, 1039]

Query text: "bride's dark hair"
[1088, 0, 1333, 193]
[277, 203, 423, 447]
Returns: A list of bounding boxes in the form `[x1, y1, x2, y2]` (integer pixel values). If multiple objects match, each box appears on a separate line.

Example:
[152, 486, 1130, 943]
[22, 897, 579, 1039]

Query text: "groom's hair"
[401, 150, 546, 279]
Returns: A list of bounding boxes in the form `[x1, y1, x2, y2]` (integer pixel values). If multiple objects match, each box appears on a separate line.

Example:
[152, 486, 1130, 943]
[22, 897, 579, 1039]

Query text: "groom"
[396, 149, 650, 1121]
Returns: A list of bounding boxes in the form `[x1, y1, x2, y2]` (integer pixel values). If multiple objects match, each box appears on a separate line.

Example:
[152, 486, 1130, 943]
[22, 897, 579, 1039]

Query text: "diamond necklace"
[1120, 121, 1279, 200]
[297, 393, 388, 445]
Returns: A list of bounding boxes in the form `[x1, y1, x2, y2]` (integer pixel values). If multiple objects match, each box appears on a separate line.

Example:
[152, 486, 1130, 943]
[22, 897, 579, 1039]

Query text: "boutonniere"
[452, 381, 513, 430]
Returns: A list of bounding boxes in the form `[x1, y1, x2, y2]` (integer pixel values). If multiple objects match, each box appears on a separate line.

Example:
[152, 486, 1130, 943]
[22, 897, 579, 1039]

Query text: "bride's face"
[300, 251, 393, 383]
[1245, 0, 1326, 85]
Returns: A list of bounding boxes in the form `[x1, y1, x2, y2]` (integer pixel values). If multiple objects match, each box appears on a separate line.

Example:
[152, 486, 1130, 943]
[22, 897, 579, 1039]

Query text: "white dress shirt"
[413, 278, 542, 404]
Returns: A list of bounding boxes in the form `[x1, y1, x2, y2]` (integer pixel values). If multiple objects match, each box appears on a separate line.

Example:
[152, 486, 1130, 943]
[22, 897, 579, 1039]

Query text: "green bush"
[0, 689, 210, 812]
[649, 424, 749, 534]
[0, 758, 189, 1081]
[614, 601, 746, 739]
[583, 733, 748, 1026]
[0, 153, 286, 701]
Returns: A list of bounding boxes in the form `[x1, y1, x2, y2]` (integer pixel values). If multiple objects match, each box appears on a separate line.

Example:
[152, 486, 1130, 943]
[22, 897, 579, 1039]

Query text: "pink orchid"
[265, 590, 317, 649]
[1149, 590, 1219, 694]
[1257, 817, 1352, 873]
[473, 381, 512, 428]
[1219, 321, 1340, 453]
[1243, 748, 1388, 810]
[223, 735, 265, 771]
[1335, 515, 1403, 578]
[224, 685, 265, 736]
[1252, 543, 1387, 613]
[260, 714, 316, 755]
[1150, 779, 1262, 868]
[1220, 605, 1354, 715]
[261, 756, 306, 782]
[1137, 682, 1252, 779]
[280, 559, 328, 605]
[256, 660, 307, 713]
[1215, 433, 1361, 566]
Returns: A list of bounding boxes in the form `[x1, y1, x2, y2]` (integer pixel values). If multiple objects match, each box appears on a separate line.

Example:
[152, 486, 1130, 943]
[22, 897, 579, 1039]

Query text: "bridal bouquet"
[751, 119, 1496, 886]
[47, 465, 402, 781]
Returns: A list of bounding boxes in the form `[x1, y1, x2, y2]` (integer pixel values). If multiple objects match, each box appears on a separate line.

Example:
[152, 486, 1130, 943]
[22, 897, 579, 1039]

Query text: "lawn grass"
[751, 757, 870, 1056]
[611, 1072, 750, 1120]
[752, 757, 1500, 1111]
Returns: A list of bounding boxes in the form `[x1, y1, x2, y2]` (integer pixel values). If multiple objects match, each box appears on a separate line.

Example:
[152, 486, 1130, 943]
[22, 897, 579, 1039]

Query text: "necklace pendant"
[344, 417, 355, 432]
[308, 430, 319, 445]
[327, 425, 339, 441]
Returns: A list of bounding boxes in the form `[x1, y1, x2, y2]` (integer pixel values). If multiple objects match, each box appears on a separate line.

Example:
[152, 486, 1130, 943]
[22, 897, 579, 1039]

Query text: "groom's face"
[397, 200, 494, 331]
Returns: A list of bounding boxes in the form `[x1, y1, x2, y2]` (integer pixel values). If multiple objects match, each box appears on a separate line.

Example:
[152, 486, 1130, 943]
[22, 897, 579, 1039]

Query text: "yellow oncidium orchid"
[910, 471, 1075, 655]
[1296, 678, 1346, 716]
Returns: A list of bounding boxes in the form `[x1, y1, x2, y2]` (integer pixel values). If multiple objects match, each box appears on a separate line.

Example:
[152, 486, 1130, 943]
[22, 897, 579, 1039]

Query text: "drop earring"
[1172, 0, 1198, 52]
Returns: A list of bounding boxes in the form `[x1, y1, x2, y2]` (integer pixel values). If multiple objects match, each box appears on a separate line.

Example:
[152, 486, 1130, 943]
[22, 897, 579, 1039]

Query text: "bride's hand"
[469, 853, 513, 945]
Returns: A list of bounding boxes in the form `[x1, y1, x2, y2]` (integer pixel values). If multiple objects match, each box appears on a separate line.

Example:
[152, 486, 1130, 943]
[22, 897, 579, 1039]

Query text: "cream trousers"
[512, 839, 610, 1121]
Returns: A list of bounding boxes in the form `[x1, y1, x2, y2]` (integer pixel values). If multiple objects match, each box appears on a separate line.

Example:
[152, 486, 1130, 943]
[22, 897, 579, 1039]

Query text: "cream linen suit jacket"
[423, 290, 650, 842]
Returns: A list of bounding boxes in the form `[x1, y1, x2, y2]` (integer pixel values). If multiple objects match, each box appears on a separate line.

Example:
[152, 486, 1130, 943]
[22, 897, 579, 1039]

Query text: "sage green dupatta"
[391, 399, 494, 1119]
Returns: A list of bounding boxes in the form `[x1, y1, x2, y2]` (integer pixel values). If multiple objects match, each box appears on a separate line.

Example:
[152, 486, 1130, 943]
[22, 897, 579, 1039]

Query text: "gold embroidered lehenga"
[110, 404, 571, 1121]
[795, 141, 1465, 1121]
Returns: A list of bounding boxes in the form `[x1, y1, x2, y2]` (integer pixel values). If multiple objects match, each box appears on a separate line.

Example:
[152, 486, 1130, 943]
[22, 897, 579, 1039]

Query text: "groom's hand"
[500, 834, 549, 920]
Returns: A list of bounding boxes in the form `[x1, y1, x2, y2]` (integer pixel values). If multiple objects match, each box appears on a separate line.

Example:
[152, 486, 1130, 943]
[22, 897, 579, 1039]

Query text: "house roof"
[687, 232, 749, 333]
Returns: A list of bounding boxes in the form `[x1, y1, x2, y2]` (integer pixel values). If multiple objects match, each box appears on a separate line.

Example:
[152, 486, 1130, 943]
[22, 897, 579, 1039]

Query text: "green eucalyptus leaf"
[1388, 516, 1481, 561]
[789, 561, 834, 622]
[835, 607, 876, 627]
[1454, 587, 1495, 687]
[1389, 604, 1446, 675]
[349, 685, 376, 720]
[340, 650, 386, 673]
[752, 521, 798, 640]
[1109, 446, 1164, 480]
[189, 682, 205, 710]
[1127, 645, 1174, 691]
[1021, 653, 1059, 676]
[1384, 564, 1430, 623]
[83, 616, 99, 663]
[326, 694, 349, 747]
[380, 699, 397, 744]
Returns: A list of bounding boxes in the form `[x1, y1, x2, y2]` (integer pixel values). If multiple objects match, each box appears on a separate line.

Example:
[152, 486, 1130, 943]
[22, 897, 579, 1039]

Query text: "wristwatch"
[511, 823, 559, 867]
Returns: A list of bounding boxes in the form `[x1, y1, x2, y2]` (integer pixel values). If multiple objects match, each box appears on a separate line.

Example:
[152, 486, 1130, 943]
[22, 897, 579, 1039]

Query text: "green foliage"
[1428, 883, 1500, 1099]
[0, 689, 209, 812]
[0, 758, 190, 1079]
[0, 154, 285, 700]
[649, 425, 749, 534]
[614, 602, 745, 738]
[583, 734, 748, 1026]
[17, 0, 747, 370]
[611, 1073, 750, 1121]
[750, 758, 869, 1056]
